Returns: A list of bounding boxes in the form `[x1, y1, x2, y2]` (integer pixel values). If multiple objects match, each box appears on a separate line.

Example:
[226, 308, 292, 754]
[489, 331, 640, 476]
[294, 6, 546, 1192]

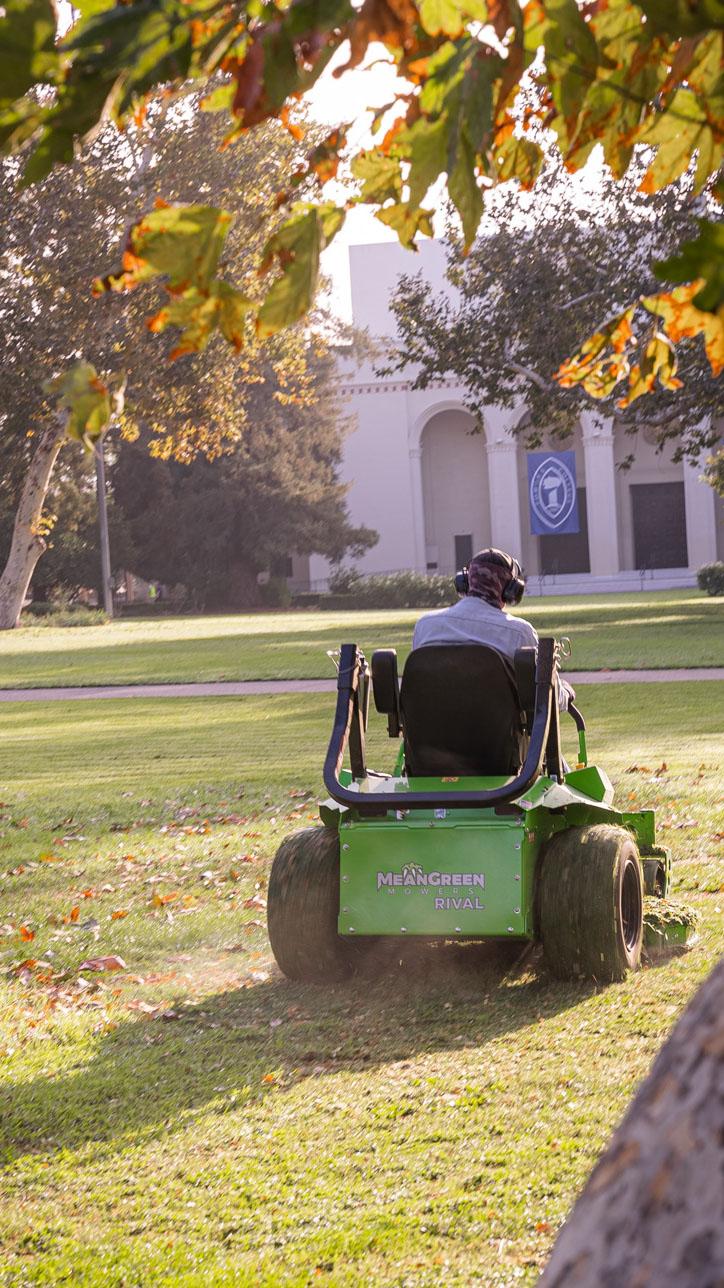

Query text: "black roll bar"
[322, 639, 560, 812]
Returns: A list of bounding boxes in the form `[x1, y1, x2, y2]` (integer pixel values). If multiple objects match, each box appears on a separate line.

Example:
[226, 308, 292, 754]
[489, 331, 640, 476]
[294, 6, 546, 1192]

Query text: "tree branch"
[504, 347, 552, 392]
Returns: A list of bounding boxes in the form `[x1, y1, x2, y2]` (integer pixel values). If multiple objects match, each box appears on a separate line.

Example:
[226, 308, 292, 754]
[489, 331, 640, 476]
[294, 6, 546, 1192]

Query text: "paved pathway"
[0, 669, 721, 702]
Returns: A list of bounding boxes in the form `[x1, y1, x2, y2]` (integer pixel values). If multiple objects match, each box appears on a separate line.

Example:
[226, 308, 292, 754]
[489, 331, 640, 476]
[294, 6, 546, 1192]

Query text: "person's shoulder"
[416, 605, 451, 627]
[413, 604, 451, 645]
[506, 611, 538, 643]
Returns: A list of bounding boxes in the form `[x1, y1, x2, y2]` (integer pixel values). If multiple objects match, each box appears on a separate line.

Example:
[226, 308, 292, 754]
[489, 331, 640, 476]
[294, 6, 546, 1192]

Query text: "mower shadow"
[1, 943, 594, 1164]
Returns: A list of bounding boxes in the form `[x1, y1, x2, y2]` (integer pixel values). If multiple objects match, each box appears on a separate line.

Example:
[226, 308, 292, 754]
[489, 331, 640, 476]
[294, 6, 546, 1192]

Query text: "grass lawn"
[4, 589, 722, 688]
[0, 684, 722, 1285]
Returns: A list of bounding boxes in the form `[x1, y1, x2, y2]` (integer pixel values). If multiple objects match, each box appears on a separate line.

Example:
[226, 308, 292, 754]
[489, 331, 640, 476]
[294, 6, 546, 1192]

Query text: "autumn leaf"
[351, 149, 403, 203]
[643, 284, 724, 378]
[152, 891, 179, 907]
[78, 955, 127, 972]
[19, 925, 34, 942]
[376, 202, 434, 249]
[43, 361, 115, 446]
[111, 909, 129, 920]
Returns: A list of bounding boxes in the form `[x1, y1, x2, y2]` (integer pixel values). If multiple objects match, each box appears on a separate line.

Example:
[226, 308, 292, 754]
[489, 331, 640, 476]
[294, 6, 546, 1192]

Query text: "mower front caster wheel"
[268, 827, 374, 982]
[539, 824, 643, 983]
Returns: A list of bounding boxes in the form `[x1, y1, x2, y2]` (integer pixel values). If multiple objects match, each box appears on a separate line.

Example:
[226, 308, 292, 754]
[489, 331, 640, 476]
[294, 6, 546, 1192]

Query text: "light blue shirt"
[413, 596, 573, 709]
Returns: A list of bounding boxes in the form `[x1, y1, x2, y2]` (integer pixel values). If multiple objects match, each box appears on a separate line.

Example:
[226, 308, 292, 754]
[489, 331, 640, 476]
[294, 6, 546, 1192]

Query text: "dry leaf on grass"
[152, 892, 179, 907]
[78, 955, 127, 972]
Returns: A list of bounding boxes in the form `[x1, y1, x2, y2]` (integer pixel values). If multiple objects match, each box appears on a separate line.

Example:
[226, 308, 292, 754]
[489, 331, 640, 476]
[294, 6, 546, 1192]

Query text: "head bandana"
[467, 552, 510, 609]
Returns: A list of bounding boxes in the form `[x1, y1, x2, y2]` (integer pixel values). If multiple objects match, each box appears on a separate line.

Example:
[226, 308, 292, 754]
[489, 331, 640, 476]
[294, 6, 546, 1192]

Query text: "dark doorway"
[539, 488, 591, 575]
[631, 482, 688, 569]
[454, 534, 474, 568]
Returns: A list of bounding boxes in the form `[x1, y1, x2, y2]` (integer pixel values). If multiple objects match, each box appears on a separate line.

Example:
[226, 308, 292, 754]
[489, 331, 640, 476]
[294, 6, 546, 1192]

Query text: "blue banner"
[527, 451, 579, 536]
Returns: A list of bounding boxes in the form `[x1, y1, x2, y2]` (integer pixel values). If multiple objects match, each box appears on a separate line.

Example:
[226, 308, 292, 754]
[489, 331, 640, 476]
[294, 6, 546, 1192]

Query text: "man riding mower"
[267, 557, 673, 986]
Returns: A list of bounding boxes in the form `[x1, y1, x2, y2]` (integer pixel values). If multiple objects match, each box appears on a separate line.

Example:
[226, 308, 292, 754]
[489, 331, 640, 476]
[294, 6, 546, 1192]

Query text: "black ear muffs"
[502, 558, 526, 606]
[456, 550, 526, 605]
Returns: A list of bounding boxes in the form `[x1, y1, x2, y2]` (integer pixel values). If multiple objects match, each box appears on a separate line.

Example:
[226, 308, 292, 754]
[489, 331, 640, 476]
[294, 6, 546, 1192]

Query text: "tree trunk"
[0, 427, 64, 629]
[539, 958, 724, 1287]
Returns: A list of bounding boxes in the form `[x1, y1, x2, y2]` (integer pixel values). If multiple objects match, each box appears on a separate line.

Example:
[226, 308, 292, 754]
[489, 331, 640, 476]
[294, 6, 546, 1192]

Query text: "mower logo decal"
[376, 862, 485, 892]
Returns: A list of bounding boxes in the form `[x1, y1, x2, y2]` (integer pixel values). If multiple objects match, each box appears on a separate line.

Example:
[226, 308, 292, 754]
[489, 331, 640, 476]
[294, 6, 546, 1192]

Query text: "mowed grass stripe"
[2, 590, 722, 687]
[0, 682, 720, 820]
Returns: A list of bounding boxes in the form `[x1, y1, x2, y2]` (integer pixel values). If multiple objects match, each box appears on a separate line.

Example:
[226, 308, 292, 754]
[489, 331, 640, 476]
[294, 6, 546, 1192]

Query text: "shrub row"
[697, 562, 724, 596]
[21, 605, 108, 627]
[296, 570, 454, 611]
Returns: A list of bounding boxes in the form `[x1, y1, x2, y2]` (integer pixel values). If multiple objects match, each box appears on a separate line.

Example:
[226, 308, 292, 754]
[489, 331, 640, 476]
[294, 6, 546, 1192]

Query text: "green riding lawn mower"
[268, 638, 690, 985]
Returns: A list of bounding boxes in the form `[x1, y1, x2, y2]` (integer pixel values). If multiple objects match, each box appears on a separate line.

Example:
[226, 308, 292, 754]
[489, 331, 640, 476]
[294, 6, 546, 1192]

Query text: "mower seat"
[400, 644, 527, 777]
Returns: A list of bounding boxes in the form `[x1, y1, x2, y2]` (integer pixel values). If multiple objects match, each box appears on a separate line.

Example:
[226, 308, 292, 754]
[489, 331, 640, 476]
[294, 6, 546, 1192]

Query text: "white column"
[581, 411, 620, 577]
[408, 446, 427, 572]
[684, 457, 718, 569]
[485, 408, 523, 555]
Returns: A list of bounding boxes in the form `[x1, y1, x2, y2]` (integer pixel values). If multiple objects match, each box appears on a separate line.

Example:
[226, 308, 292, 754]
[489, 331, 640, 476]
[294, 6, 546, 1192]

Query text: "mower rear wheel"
[538, 824, 643, 982]
[268, 827, 373, 982]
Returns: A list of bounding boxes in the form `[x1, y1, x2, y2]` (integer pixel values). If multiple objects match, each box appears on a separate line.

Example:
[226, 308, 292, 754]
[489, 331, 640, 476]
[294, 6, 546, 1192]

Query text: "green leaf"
[404, 115, 448, 208]
[419, 42, 470, 116]
[637, 87, 720, 194]
[351, 150, 403, 203]
[97, 204, 234, 294]
[93, 203, 256, 355]
[0, 0, 56, 110]
[636, 0, 724, 36]
[257, 204, 345, 338]
[375, 203, 434, 249]
[448, 130, 483, 248]
[200, 81, 236, 113]
[44, 361, 113, 445]
[65, 0, 195, 118]
[20, 70, 119, 186]
[0, 95, 44, 152]
[419, 0, 467, 38]
[494, 130, 543, 188]
[654, 220, 724, 313]
[542, 0, 601, 122]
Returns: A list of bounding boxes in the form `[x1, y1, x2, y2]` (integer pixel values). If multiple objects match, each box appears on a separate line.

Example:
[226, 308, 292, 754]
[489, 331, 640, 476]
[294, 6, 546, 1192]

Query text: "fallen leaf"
[152, 892, 179, 907]
[111, 909, 129, 920]
[262, 1072, 276, 1084]
[19, 926, 35, 942]
[242, 895, 266, 910]
[78, 955, 127, 972]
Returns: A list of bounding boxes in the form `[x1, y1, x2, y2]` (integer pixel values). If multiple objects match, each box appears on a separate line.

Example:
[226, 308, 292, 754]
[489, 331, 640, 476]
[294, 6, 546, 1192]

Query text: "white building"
[307, 241, 723, 594]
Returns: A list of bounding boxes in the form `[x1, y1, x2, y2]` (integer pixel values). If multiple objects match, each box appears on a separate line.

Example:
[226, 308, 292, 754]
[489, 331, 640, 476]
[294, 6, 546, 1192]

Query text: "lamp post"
[94, 437, 114, 618]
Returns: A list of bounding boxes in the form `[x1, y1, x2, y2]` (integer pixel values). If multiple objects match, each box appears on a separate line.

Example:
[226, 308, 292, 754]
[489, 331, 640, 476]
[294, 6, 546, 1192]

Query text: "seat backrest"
[400, 645, 525, 777]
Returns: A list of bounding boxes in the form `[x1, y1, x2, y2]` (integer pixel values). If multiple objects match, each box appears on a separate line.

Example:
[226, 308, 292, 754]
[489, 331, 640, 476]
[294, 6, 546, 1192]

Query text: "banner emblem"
[527, 451, 579, 535]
